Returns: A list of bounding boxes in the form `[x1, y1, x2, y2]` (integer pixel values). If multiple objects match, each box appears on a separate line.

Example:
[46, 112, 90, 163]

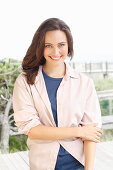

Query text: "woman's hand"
[79, 123, 103, 142]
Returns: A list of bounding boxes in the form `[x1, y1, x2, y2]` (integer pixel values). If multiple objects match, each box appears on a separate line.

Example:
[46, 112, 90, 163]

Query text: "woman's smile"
[49, 56, 62, 61]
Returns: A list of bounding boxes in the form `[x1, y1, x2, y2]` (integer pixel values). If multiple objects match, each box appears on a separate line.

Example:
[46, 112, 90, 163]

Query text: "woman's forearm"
[28, 124, 102, 141]
[84, 141, 96, 170]
[28, 125, 80, 140]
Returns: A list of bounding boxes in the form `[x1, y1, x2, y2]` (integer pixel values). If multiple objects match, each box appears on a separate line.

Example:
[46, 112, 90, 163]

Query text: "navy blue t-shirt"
[42, 69, 84, 170]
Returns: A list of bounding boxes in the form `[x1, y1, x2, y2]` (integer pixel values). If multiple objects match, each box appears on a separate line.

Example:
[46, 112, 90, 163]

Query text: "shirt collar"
[64, 62, 79, 79]
[35, 61, 79, 83]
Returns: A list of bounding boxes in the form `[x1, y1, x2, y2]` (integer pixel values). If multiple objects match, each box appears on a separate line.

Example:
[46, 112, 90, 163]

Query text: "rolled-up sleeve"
[80, 78, 102, 128]
[13, 74, 41, 135]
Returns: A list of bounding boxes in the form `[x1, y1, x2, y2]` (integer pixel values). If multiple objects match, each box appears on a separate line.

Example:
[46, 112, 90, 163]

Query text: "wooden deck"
[0, 141, 113, 170]
[0, 151, 29, 170]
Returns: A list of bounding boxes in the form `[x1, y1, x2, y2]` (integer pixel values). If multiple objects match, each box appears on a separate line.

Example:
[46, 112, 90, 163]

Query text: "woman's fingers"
[96, 131, 102, 137]
[96, 128, 103, 134]
[80, 124, 103, 142]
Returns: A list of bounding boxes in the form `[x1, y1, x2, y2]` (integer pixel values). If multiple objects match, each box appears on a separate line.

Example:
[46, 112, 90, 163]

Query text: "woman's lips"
[49, 56, 61, 61]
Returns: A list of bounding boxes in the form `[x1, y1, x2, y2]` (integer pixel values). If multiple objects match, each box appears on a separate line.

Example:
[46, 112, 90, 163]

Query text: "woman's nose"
[52, 47, 60, 56]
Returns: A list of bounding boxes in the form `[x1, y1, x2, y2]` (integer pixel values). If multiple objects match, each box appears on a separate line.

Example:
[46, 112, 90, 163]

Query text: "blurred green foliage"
[100, 129, 113, 142]
[100, 100, 109, 116]
[0, 58, 22, 114]
[94, 77, 113, 91]
[0, 58, 22, 94]
[9, 135, 28, 153]
[94, 77, 113, 116]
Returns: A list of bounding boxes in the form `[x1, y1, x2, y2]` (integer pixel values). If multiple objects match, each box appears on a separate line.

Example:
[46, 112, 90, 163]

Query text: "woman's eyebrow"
[45, 43, 52, 44]
[45, 42, 67, 44]
[58, 42, 67, 44]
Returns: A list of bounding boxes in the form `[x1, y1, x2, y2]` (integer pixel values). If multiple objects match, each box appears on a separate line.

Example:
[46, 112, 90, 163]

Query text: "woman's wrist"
[74, 126, 82, 138]
[72, 127, 82, 138]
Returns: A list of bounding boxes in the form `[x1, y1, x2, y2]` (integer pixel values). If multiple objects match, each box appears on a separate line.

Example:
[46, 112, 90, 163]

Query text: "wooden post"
[73, 62, 75, 69]
[85, 63, 87, 72]
[90, 62, 92, 73]
[106, 61, 108, 76]
[109, 99, 112, 115]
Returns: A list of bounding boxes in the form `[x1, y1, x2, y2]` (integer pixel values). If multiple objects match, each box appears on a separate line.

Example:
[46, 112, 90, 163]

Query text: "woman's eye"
[45, 45, 51, 48]
[59, 43, 65, 47]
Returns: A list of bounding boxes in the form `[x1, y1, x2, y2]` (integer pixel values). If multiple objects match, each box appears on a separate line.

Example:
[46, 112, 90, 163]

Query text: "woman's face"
[43, 30, 68, 66]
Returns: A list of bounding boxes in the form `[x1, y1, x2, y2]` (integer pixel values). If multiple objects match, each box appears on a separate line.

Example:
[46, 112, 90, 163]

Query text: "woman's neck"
[42, 62, 66, 78]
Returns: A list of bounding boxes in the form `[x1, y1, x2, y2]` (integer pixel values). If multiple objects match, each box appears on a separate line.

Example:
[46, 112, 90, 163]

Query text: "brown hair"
[22, 18, 74, 85]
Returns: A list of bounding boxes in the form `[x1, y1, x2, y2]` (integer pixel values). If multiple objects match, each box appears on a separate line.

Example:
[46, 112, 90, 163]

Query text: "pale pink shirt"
[13, 62, 102, 170]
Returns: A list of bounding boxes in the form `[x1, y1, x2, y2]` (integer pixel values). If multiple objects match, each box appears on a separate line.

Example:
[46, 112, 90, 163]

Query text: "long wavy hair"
[22, 18, 74, 85]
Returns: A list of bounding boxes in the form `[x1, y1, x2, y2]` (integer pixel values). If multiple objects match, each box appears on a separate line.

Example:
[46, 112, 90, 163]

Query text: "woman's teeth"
[50, 56, 61, 60]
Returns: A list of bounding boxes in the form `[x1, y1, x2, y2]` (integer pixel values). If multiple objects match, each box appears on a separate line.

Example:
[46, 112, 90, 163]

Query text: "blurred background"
[0, 0, 113, 169]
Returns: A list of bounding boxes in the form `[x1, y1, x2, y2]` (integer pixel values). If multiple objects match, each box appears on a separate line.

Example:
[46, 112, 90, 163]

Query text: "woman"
[13, 18, 102, 170]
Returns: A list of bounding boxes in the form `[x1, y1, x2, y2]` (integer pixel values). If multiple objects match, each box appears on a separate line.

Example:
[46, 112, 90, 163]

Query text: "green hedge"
[94, 77, 113, 116]
[9, 135, 28, 153]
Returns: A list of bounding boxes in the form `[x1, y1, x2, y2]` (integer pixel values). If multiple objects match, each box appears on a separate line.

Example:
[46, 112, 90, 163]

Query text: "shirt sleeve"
[80, 78, 102, 128]
[13, 74, 42, 135]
